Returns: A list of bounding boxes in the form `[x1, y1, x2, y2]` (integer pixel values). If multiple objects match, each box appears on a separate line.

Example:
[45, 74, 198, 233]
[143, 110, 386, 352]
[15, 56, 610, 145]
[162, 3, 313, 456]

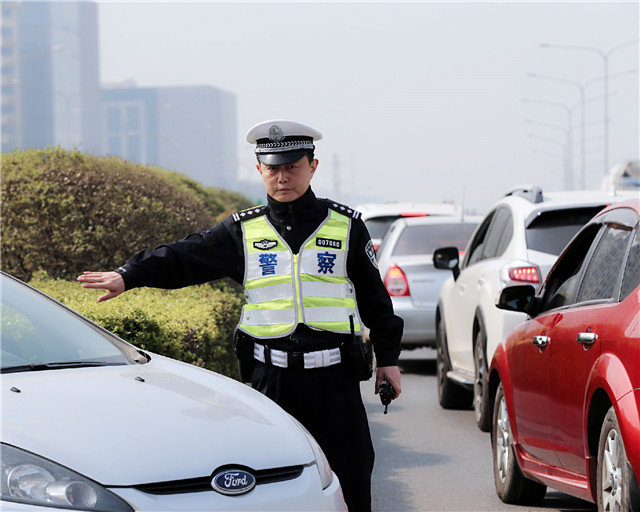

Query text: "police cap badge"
[246, 119, 322, 166]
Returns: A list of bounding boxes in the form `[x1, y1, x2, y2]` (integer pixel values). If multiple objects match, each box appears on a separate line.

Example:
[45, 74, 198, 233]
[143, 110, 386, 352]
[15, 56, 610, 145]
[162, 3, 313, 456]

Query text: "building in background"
[1, 1, 101, 154]
[102, 84, 237, 190]
[1, 2, 238, 192]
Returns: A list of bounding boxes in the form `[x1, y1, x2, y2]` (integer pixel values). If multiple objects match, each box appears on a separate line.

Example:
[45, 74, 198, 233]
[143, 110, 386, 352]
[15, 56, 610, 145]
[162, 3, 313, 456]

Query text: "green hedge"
[1, 148, 253, 281]
[29, 274, 242, 379]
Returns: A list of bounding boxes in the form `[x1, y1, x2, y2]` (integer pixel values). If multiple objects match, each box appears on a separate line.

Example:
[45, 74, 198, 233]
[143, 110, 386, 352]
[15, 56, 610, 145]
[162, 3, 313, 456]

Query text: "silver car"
[376, 216, 480, 348]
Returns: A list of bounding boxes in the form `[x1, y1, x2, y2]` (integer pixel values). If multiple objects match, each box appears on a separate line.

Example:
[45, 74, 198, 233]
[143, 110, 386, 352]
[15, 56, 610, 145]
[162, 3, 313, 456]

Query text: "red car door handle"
[577, 332, 598, 345]
[533, 335, 550, 347]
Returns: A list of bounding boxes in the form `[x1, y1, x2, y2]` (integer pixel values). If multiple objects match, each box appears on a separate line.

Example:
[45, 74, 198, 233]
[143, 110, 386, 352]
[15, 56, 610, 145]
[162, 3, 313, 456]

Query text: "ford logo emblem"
[211, 468, 256, 496]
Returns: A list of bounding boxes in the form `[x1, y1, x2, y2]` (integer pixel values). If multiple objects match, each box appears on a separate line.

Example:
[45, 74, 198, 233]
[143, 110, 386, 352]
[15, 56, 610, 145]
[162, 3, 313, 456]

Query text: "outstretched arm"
[77, 217, 245, 302]
[77, 271, 125, 303]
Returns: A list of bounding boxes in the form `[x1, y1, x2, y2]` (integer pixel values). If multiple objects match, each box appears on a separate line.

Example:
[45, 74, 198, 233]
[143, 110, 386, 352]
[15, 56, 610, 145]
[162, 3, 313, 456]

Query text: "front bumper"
[1, 466, 346, 512]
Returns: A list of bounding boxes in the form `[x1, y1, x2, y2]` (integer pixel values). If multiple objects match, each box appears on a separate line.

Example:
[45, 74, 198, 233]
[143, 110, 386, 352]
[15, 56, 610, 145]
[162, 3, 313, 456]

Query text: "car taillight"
[384, 265, 410, 296]
[508, 266, 540, 283]
[373, 242, 380, 253]
[400, 212, 429, 217]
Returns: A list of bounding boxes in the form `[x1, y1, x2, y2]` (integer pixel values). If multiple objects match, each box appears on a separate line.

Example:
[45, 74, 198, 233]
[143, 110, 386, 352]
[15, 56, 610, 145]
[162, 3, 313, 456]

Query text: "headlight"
[1, 444, 133, 511]
[289, 418, 333, 490]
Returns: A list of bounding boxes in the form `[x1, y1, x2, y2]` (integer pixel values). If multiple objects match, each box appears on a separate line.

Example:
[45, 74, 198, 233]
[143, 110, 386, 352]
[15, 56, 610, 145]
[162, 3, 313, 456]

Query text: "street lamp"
[526, 118, 569, 135]
[532, 148, 565, 159]
[531, 148, 566, 174]
[539, 39, 639, 173]
[527, 73, 589, 189]
[527, 134, 571, 186]
[527, 69, 637, 189]
[522, 98, 574, 189]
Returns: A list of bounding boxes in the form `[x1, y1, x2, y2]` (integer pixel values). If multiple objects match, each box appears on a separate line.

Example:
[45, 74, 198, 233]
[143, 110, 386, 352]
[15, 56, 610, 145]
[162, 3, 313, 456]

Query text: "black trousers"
[251, 360, 375, 512]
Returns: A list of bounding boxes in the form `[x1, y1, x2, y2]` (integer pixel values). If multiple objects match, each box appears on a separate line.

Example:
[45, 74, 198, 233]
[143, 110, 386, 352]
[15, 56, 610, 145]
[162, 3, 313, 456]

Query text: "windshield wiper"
[1, 361, 125, 374]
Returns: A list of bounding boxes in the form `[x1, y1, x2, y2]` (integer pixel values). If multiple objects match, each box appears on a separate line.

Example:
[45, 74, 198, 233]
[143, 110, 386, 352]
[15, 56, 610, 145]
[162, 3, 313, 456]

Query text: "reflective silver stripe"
[300, 281, 354, 299]
[303, 349, 341, 369]
[300, 249, 347, 278]
[253, 344, 289, 368]
[245, 283, 293, 303]
[241, 308, 295, 326]
[304, 307, 357, 324]
[246, 251, 292, 281]
[253, 344, 341, 369]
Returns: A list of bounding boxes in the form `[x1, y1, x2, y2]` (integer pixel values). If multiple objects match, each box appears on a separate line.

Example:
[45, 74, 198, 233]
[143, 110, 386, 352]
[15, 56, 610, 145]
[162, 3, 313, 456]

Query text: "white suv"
[432, 186, 636, 431]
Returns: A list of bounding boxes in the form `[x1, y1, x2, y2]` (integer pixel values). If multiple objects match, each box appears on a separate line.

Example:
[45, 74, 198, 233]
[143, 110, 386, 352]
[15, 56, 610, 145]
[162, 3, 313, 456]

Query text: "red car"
[488, 198, 640, 510]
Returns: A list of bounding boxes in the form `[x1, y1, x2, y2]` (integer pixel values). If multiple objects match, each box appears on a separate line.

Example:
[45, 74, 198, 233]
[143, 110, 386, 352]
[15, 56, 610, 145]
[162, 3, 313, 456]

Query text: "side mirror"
[496, 285, 539, 315]
[433, 246, 460, 280]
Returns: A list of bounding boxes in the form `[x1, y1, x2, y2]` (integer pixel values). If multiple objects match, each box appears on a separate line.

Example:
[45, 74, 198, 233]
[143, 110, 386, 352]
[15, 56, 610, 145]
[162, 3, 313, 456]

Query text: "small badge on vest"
[253, 239, 278, 250]
[316, 237, 342, 249]
[365, 240, 378, 269]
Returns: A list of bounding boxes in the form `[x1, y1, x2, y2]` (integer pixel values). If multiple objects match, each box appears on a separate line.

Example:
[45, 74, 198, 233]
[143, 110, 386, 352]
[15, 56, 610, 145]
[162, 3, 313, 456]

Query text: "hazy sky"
[97, 1, 639, 211]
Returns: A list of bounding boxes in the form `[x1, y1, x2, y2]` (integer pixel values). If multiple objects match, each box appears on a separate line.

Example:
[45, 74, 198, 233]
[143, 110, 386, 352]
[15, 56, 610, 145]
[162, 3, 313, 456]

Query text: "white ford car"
[0, 272, 346, 511]
[432, 187, 637, 432]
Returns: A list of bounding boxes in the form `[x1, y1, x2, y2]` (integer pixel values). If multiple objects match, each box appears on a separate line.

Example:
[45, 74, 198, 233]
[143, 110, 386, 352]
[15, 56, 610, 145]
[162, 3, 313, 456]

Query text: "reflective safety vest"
[237, 208, 363, 339]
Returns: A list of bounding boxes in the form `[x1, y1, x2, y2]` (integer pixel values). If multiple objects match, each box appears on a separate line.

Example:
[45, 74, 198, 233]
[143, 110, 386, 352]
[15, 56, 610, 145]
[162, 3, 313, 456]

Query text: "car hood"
[1, 354, 313, 486]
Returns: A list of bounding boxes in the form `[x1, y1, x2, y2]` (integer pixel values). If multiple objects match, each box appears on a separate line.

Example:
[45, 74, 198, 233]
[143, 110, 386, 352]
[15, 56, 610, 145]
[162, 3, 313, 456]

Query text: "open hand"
[77, 271, 125, 303]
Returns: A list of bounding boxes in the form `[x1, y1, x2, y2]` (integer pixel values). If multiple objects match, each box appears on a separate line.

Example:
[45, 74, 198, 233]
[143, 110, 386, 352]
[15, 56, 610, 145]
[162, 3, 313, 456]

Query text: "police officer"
[78, 120, 403, 512]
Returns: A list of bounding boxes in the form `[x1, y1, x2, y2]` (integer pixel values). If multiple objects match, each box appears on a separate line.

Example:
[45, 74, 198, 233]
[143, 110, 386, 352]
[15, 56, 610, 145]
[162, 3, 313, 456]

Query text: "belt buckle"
[288, 351, 304, 370]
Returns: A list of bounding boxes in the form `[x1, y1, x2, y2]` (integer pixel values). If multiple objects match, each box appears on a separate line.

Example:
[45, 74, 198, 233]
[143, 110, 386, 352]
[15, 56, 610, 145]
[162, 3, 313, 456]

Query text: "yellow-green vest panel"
[237, 210, 362, 339]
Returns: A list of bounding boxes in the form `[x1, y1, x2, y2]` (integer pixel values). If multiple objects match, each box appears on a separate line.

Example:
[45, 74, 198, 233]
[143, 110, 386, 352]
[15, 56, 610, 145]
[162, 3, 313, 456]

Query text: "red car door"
[510, 223, 604, 467]
[546, 305, 608, 473]
[508, 312, 558, 464]
[547, 222, 634, 474]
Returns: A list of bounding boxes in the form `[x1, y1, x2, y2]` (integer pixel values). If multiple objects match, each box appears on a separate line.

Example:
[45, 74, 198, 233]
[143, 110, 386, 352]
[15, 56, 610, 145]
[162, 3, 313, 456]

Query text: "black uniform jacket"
[116, 187, 403, 367]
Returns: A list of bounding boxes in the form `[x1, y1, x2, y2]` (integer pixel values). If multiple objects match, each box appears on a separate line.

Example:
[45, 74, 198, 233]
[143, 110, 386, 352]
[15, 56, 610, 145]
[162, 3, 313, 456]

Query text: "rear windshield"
[365, 216, 403, 239]
[526, 206, 605, 255]
[392, 223, 478, 256]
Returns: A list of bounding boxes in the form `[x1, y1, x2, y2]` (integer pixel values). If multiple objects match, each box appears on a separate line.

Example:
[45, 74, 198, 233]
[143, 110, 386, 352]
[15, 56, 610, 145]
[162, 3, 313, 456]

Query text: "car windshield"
[364, 216, 403, 239]
[526, 206, 605, 255]
[1, 275, 141, 372]
[392, 222, 478, 256]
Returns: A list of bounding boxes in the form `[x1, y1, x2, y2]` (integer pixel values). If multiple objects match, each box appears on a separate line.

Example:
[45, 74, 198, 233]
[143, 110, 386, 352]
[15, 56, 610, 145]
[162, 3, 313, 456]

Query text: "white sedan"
[0, 272, 346, 511]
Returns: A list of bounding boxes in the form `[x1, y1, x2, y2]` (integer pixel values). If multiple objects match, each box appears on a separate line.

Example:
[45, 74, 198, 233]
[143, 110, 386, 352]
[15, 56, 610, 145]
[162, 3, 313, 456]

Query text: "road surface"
[363, 348, 596, 512]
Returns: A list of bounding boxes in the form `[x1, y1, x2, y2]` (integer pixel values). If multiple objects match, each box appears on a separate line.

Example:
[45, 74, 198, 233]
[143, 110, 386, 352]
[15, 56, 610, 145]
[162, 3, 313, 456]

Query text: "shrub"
[29, 273, 242, 379]
[1, 147, 253, 281]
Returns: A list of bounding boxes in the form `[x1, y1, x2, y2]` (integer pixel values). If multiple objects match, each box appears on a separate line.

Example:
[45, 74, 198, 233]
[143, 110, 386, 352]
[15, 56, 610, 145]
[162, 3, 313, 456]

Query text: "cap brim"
[257, 149, 309, 166]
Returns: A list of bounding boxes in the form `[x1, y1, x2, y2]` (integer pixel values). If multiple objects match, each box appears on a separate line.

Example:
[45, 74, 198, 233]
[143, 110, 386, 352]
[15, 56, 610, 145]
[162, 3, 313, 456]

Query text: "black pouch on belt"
[234, 330, 256, 383]
[341, 315, 373, 381]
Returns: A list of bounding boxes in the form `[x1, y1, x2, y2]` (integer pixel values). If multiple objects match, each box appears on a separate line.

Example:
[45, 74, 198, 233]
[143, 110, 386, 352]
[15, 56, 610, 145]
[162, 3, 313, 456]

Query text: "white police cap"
[246, 119, 323, 165]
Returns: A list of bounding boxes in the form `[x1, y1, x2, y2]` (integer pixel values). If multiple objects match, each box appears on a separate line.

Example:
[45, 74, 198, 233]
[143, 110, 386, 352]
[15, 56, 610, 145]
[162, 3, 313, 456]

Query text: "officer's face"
[258, 156, 318, 202]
